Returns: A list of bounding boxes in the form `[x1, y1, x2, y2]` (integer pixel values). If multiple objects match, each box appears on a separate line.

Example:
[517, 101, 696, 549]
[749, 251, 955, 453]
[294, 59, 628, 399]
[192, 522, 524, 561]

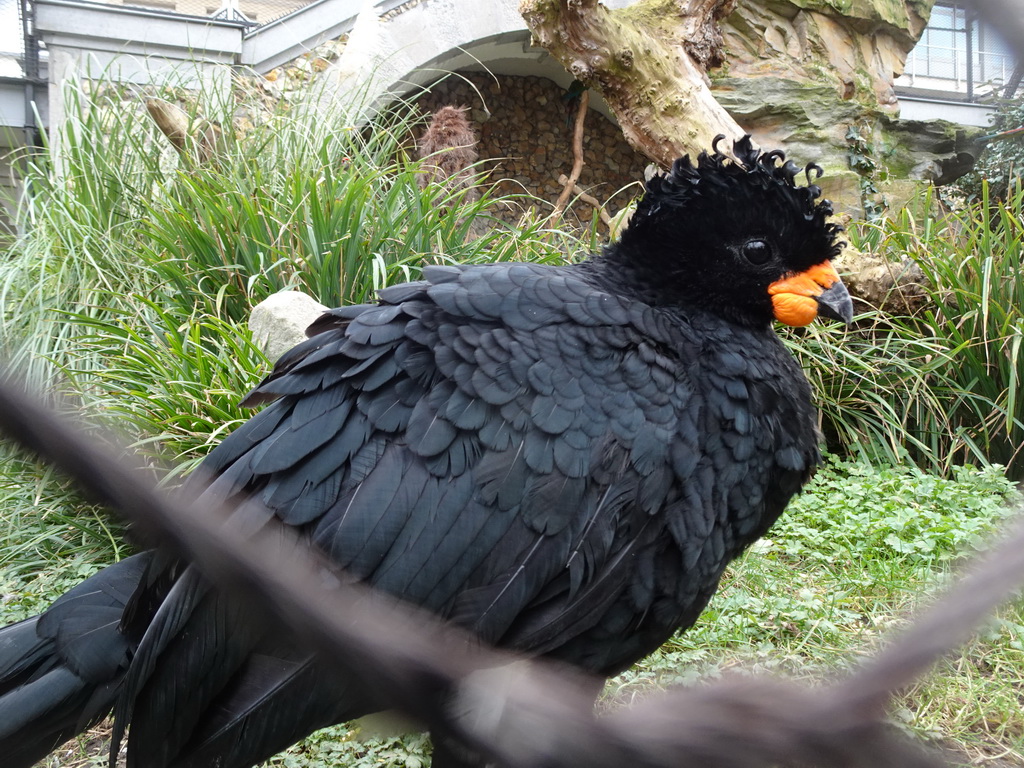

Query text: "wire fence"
[2, 378, 1024, 768]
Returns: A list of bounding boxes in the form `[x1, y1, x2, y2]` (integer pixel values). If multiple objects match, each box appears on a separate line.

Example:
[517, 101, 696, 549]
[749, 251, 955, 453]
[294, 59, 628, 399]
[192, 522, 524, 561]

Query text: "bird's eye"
[741, 240, 772, 265]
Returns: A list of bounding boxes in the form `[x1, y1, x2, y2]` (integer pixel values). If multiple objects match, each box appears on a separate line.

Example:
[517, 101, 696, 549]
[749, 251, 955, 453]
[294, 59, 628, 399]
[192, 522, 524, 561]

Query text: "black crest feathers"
[624, 135, 844, 261]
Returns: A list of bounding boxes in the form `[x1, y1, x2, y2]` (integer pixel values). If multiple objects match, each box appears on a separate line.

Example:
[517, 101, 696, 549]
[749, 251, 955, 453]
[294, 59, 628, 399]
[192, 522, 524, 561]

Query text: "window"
[899, 1, 1018, 100]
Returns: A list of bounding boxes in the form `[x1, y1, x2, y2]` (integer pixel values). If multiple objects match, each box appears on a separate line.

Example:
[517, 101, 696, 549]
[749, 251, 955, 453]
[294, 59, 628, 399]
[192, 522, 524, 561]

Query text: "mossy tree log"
[519, 0, 746, 166]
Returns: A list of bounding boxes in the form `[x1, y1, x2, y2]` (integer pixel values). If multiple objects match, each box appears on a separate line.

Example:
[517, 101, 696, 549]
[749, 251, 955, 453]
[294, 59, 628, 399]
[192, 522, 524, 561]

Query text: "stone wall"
[414, 74, 649, 227]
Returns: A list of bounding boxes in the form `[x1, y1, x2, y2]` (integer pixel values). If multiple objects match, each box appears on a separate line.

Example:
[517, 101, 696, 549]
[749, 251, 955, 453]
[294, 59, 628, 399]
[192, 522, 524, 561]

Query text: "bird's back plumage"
[0, 136, 846, 768]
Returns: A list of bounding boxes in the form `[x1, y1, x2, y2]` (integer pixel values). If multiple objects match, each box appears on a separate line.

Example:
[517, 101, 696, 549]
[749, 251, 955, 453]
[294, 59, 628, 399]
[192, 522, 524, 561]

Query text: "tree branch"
[557, 174, 614, 227]
[519, 0, 745, 167]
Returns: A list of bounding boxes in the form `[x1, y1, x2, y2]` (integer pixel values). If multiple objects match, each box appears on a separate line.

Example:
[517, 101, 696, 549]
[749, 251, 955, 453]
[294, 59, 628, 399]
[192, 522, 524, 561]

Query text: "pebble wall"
[414, 74, 650, 228]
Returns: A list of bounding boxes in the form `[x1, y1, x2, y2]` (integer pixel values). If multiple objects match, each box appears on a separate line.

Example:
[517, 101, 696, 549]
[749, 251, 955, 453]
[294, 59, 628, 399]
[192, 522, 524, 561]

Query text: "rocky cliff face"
[721, 0, 929, 112]
[713, 0, 980, 216]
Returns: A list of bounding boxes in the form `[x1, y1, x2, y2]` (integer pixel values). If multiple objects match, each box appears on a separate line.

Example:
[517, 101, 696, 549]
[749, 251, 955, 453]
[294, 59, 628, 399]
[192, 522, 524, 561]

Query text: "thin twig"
[557, 173, 614, 226]
[552, 90, 590, 219]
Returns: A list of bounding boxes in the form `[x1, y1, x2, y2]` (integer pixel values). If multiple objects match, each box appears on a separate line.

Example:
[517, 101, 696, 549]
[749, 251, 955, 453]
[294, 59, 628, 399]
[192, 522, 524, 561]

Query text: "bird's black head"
[610, 135, 850, 329]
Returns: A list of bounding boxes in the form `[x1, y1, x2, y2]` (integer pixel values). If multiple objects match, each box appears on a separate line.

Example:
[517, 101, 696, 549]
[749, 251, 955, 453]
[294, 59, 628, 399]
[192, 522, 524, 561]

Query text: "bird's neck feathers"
[581, 243, 771, 331]
[579, 243, 706, 311]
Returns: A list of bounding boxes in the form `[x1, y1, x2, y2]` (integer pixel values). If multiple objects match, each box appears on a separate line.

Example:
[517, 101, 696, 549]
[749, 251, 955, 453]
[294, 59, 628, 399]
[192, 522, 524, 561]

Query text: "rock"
[249, 290, 329, 362]
[876, 178, 933, 220]
[816, 170, 866, 217]
[836, 246, 929, 315]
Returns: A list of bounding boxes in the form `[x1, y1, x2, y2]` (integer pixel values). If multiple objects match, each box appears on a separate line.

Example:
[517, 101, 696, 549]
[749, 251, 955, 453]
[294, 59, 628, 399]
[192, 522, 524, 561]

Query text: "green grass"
[784, 313, 960, 471]
[0, 447, 125, 586]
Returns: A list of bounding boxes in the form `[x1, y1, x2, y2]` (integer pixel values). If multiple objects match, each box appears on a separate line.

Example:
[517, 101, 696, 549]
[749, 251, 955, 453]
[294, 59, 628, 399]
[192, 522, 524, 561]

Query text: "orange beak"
[768, 261, 853, 327]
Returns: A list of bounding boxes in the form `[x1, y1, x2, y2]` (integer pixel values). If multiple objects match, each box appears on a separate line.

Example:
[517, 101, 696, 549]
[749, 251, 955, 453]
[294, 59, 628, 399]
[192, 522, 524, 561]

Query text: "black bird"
[0, 136, 851, 768]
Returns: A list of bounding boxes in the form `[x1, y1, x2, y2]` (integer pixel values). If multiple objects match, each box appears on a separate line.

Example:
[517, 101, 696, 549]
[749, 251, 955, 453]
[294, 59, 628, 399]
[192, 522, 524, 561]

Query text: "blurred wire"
[2, 378, 1024, 767]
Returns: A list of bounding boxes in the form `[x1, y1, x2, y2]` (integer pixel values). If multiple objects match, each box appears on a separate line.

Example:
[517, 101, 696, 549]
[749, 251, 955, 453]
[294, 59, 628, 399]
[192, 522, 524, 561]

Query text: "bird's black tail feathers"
[0, 552, 153, 768]
[0, 550, 365, 768]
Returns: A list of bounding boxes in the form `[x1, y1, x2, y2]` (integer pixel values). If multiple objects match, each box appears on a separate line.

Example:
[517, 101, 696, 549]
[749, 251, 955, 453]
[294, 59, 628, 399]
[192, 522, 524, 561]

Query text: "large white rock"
[249, 290, 329, 362]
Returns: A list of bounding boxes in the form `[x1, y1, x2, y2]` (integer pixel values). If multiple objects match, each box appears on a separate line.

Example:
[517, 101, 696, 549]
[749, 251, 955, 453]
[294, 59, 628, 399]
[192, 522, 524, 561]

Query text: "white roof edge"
[240, 0, 364, 72]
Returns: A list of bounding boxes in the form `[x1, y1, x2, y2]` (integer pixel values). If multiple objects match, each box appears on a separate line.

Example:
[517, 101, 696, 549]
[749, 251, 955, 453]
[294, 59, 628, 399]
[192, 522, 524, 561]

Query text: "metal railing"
[904, 43, 1015, 93]
[80, 0, 314, 26]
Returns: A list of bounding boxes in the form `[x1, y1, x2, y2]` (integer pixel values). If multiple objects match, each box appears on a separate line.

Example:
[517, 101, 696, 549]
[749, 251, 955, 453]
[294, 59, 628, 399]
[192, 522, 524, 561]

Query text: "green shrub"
[0, 71, 580, 397]
[66, 299, 271, 478]
[785, 314, 960, 472]
[955, 97, 1024, 203]
[853, 185, 1024, 477]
